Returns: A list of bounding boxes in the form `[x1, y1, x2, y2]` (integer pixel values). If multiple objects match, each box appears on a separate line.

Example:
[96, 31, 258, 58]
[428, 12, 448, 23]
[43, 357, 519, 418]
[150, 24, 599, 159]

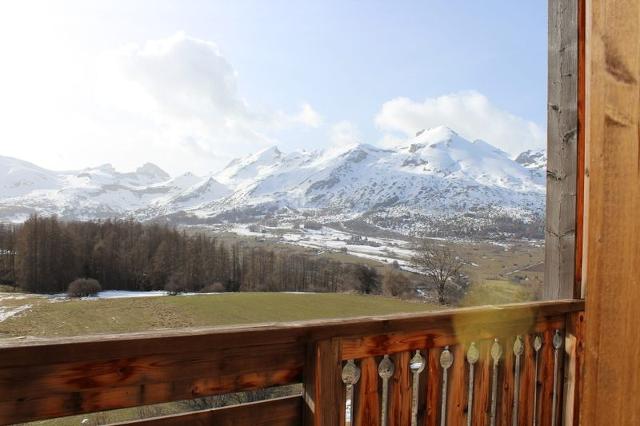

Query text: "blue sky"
[0, 0, 547, 175]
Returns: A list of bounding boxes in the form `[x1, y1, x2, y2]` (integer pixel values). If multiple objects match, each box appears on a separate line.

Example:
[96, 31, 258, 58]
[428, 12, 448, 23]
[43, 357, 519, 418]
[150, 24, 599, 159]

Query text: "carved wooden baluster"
[466, 342, 480, 426]
[551, 331, 563, 426]
[439, 346, 454, 426]
[532, 335, 543, 426]
[378, 355, 394, 426]
[512, 335, 524, 426]
[409, 350, 426, 426]
[489, 339, 503, 426]
[342, 359, 361, 426]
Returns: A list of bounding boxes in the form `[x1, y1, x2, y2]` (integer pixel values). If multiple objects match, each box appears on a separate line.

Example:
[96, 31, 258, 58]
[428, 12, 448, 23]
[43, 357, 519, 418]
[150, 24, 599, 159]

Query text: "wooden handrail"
[0, 299, 584, 425]
[111, 395, 303, 426]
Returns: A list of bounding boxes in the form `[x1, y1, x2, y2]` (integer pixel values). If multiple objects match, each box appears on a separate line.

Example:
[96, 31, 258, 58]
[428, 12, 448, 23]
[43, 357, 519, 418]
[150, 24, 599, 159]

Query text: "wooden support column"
[545, 0, 580, 300]
[582, 0, 640, 424]
[303, 338, 344, 426]
[582, 0, 640, 426]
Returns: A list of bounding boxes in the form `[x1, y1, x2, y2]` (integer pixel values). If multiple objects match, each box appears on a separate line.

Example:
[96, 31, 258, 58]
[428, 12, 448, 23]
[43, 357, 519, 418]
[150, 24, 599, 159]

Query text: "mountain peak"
[515, 149, 546, 170]
[255, 145, 281, 157]
[136, 162, 170, 180]
[94, 163, 116, 174]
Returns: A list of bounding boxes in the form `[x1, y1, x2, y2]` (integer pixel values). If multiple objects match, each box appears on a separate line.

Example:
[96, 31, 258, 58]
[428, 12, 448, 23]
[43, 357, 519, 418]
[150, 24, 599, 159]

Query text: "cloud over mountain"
[375, 91, 545, 157]
[96, 33, 323, 166]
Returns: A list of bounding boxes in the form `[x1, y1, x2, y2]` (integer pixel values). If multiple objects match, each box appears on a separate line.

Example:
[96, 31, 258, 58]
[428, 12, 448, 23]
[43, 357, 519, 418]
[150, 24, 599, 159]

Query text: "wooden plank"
[563, 311, 585, 425]
[303, 338, 342, 426]
[582, 0, 640, 424]
[0, 341, 303, 400]
[354, 357, 380, 426]
[473, 340, 492, 425]
[0, 343, 304, 424]
[112, 395, 302, 426]
[341, 315, 566, 360]
[538, 327, 565, 426]
[388, 351, 411, 425]
[445, 344, 466, 424]
[498, 336, 515, 426]
[415, 352, 428, 426]
[544, 0, 579, 299]
[518, 335, 537, 425]
[424, 348, 441, 426]
[574, 0, 587, 297]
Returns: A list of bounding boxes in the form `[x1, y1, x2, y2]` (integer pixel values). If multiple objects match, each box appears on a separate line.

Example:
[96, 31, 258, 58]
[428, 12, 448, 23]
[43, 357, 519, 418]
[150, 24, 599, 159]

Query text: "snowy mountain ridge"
[0, 126, 547, 237]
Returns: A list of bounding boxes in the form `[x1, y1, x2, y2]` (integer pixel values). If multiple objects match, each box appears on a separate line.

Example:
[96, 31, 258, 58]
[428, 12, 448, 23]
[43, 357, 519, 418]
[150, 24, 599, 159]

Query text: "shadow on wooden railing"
[0, 299, 584, 425]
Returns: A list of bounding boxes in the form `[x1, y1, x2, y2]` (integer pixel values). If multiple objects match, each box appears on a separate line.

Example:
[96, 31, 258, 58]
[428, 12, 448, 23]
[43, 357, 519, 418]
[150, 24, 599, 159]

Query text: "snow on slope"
[0, 126, 546, 236]
[193, 126, 545, 223]
[0, 157, 230, 222]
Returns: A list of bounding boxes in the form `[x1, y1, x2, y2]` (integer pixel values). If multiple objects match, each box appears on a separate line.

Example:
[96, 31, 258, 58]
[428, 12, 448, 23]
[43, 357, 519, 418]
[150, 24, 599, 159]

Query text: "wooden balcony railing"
[0, 299, 584, 425]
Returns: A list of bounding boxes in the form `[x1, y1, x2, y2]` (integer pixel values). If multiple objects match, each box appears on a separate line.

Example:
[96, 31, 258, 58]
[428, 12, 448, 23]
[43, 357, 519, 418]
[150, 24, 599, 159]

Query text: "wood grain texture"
[563, 311, 585, 425]
[498, 337, 514, 426]
[424, 348, 441, 426]
[472, 340, 492, 425]
[354, 357, 380, 426]
[582, 0, 640, 424]
[0, 342, 304, 424]
[575, 0, 587, 297]
[545, 0, 580, 300]
[304, 338, 343, 426]
[112, 395, 302, 426]
[340, 313, 569, 361]
[388, 351, 411, 425]
[0, 301, 583, 425]
[445, 345, 466, 424]
[519, 335, 538, 425]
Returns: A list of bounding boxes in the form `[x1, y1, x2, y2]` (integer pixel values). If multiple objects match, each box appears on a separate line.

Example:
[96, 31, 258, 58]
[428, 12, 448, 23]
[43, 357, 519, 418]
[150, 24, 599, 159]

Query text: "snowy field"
[0, 303, 32, 322]
[50, 290, 226, 300]
[230, 224, 418, 268]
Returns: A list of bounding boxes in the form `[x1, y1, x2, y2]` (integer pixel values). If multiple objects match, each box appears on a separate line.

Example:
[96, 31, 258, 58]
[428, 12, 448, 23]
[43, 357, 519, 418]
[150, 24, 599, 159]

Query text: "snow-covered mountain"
[0, 156, 229, 221]
[0, 126, 547, 237]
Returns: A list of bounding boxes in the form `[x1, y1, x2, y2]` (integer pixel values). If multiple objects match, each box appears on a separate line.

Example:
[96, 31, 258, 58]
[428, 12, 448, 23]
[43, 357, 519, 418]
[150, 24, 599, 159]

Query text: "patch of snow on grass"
[0, 304, 32, 322]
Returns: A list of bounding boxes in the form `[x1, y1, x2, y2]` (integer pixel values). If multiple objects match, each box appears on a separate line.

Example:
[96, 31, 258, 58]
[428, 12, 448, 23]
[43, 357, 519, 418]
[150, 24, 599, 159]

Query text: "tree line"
[0, 215, 394, 295]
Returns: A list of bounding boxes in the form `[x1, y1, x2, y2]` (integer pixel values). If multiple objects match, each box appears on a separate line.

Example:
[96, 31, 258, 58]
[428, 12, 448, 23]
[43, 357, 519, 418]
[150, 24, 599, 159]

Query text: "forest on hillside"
[0, 216, 407, 295]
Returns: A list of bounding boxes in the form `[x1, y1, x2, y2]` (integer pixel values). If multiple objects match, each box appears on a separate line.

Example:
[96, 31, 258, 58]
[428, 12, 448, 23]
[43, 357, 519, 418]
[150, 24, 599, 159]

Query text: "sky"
[0, 0, 547, 176]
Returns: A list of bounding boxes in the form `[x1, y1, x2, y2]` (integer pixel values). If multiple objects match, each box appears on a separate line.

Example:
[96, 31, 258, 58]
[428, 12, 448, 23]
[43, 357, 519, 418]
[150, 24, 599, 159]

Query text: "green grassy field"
[461, 280, 535, 306]
[0, 292, 440, 339]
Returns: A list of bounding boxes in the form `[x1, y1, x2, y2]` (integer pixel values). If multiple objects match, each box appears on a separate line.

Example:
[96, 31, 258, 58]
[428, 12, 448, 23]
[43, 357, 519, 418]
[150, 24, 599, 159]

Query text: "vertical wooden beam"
[388, 351, 411, 426]
[303, 338, 343, 426]
[425, 349, 441, 425]
[574, 0, 587, 297]
[355, 357, 380, 426]
[582, 0, 640, 424]
[545, 0, 580, 300]
[563, 310, 585, 426]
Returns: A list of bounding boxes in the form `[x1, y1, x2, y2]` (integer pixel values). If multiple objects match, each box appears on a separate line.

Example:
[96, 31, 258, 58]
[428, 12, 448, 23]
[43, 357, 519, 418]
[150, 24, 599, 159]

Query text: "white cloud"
[0, 30, 324, 176]
[374, 91, 544, 156]
[92, 33, 322, 169]
[329, 121, 361, 147]
[292, 103, 323, 128]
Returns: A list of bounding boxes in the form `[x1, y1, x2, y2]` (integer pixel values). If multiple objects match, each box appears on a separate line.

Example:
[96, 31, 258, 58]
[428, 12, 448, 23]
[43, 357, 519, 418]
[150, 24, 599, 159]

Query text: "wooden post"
[582, 0, 640, 423]
[303, 338, 344, 426]
[544, 0, 580, 300]
[563, 310, 585, 426]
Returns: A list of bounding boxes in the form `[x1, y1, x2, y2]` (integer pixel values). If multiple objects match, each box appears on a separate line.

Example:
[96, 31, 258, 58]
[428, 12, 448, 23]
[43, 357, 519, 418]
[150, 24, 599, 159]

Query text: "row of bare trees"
[0, 216, 392, 295]
[0, 216, 469, 303]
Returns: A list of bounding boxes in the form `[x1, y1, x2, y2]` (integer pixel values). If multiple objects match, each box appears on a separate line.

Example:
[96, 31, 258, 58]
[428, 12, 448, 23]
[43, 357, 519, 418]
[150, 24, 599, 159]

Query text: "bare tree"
[382, 267, 411, 297]
[411, 240, 464, 304]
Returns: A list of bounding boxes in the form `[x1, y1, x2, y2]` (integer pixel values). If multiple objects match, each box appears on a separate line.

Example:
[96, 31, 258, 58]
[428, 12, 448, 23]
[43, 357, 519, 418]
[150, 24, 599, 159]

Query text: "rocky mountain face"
[0, 126, 546, 238]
